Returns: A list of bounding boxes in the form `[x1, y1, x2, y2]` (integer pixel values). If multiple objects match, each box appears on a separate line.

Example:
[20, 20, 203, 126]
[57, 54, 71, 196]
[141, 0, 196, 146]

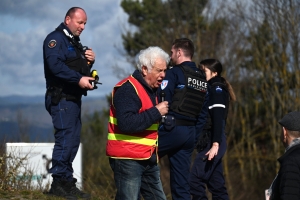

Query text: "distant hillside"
[0, 121, 54, 142]
[0, 95, 108, 107]
[0, 95, 45, 105]
[0, 95, 108, 142]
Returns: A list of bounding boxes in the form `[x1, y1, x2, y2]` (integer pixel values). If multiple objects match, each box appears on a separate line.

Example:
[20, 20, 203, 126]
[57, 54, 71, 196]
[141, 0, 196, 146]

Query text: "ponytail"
[223, 78, 236, 102]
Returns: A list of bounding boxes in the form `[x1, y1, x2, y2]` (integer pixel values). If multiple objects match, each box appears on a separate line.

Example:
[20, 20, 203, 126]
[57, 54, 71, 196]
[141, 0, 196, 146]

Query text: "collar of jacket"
[208, 76, 221, 83]
[175, 61, 196, 68]
[278, 142, 300, 163]
[57, 23, 81, 43]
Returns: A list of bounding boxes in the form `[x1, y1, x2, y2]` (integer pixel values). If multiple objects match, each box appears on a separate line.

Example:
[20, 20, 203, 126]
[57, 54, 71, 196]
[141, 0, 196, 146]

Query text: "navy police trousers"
[45, 96, 82, 181]
[189, 133, 229, 200]
[158, 125, 196, 200]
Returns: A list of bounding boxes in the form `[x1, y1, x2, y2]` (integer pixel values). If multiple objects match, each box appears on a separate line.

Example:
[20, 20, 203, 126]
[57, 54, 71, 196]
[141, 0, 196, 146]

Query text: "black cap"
[278, 111, 300, 131]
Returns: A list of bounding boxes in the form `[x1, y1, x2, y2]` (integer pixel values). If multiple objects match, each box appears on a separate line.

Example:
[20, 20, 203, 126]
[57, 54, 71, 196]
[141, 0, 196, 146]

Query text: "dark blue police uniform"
[43, 22, 92, 182]
[157, 61, 208, 200]
[190, 76, 229, 200]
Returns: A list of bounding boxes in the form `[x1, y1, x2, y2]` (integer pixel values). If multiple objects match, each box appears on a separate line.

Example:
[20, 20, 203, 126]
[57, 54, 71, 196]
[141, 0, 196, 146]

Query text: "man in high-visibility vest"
[106, 46, 170, 200]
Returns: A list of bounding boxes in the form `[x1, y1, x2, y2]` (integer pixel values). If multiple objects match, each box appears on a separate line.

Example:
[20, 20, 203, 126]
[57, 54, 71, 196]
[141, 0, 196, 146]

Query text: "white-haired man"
[106, 46, 170, 200]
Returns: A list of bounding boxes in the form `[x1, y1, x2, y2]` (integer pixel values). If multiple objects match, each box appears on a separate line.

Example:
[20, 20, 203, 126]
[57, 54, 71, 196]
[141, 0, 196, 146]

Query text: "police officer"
[190, 59, 236, 200]
[43, 7, 95, 199]
[157, 38, 208, 199]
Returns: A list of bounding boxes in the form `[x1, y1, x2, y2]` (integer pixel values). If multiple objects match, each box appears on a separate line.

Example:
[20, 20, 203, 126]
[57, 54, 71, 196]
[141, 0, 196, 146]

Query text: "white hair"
[136, 46, 170, 71]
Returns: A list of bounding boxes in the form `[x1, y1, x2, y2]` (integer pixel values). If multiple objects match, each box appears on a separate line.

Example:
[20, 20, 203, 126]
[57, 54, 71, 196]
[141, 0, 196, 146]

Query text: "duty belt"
[60, 94, 82, 101]
[46, 89, 81, 102]
[175, 119, 196, 126]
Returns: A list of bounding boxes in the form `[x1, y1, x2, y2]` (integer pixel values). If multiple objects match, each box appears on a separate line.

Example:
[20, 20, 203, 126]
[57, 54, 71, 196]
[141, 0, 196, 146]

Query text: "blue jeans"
[45, 96, 81, 181]
[109, 158, 166, 200]
[190, 133, 229, 200]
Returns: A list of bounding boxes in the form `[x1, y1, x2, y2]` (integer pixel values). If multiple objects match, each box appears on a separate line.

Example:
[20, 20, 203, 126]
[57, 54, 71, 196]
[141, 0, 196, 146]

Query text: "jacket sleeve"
[43, 32, 82, 83]
[279, 157, 300, 199]
[210, 85, 228, 144]
[113, 82, 161, 133]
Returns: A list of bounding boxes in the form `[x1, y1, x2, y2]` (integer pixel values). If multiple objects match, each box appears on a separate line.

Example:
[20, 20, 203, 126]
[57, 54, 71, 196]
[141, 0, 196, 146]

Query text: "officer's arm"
[43, 33, 82, 84]
[210, 87, 227, 144]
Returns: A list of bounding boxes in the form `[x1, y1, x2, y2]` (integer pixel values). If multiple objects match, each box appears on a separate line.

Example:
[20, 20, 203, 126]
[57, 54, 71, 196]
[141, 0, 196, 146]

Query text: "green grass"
[0, 190, 114, 200]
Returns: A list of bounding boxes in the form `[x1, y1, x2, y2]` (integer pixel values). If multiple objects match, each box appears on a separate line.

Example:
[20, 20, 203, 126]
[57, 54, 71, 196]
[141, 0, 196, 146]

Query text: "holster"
[196, 131, 211, 152]
[163, 115, 176, 131]
[46, 87, 62, 105]
[162, 115, 196, 131]
[47, 87, 82, 104]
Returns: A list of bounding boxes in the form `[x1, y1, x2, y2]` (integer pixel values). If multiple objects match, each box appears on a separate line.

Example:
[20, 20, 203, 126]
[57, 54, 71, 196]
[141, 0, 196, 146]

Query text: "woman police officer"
[189, 59, 236, 200]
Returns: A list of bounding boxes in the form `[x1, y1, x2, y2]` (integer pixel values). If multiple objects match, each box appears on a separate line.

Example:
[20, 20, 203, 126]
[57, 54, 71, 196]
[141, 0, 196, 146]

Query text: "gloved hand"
[196, 131, 210, 152]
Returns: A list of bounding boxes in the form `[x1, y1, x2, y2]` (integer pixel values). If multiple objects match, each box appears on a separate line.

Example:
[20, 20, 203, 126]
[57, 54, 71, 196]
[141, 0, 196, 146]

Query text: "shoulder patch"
[68, 45, 75, 51]
[215, 86, 223, 93]
[161, 80, 168, 90]
[48, 40, 57, 48]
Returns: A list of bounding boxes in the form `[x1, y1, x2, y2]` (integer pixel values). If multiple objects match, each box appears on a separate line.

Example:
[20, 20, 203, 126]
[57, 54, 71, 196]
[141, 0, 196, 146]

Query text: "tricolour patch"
[161, 80, 168, 90]
[216, 86, 223, 93]
[48, 40, 57, 48]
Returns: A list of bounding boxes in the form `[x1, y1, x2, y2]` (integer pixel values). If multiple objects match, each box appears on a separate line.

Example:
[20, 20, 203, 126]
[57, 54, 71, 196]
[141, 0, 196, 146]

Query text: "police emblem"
[216, 86, 223, 93]
[48, 40, 57, 48]
[161, 80, 168, 90]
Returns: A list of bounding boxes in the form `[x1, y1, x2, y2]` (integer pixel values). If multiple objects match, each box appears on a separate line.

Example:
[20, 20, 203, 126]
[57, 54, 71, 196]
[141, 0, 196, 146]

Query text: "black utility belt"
[60, 94, 82, 101]
[163, 115, 196, 131]
[175, 119, 196, 126]
[164, 115, 196, 126]
[46, 88, 81, 104]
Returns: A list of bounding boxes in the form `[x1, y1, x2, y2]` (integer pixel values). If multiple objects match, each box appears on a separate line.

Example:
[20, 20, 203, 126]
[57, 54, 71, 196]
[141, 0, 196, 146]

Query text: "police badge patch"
[216, 86, 223, 93]
[161, 80, 168, 90]
[48, 40, 57, 48]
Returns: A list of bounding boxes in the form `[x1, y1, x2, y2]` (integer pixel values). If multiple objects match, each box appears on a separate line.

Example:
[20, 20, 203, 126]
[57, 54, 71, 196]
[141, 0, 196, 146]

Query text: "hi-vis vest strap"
[106, 75, 159, 160]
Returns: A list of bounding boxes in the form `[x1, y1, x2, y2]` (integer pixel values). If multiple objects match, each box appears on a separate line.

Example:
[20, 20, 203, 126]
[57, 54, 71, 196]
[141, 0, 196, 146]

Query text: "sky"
[0, 0, 133, 98]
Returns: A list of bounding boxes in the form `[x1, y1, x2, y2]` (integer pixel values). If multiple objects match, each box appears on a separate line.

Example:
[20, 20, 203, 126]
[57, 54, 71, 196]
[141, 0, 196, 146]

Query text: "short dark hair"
[65, 7, 85, 19]
[172, 38, 194, 59]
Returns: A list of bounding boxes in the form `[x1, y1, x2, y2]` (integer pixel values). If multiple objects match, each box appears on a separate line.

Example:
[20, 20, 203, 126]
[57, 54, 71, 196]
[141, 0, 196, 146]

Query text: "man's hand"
[85, 48, 95, 63]
[156, 101, 169, 116]
[79, 76, 95, 90]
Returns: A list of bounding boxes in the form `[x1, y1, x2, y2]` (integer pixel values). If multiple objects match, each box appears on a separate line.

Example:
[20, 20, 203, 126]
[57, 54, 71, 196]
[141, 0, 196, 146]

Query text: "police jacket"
[270, 143, 300, 200]
[106, 70, 161, 159]
[43, 23, 92, 97]
[157, 61, 208, 132]
[206, 76, 229, 144]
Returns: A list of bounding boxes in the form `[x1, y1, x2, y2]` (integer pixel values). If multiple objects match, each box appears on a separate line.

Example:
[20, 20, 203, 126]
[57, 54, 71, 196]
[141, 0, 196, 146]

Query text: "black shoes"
[66, 178, 91, 199]
[47, 179, 77, 199]
[46, 178, 90, 200]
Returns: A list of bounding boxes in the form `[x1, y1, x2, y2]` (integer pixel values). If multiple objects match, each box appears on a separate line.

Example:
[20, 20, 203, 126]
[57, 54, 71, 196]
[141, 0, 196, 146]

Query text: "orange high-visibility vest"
[106, 75, 159, 160]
